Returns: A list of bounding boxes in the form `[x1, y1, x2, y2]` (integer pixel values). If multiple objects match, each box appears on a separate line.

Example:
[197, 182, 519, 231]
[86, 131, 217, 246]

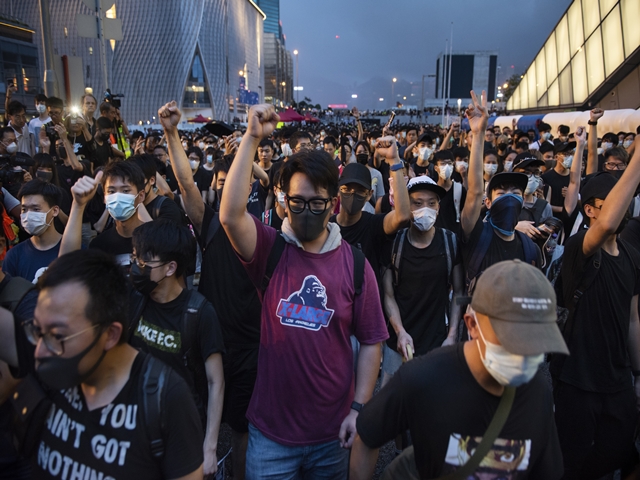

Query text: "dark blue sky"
[280, 0, 572, 108]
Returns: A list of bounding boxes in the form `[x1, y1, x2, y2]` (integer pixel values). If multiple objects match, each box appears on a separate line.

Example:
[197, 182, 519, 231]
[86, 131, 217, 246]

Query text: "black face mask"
[130, 262, 163, 296]
[340, 192, 368, 216]
[608, 170, 624, 179]
[37, 330, 106, 390]
[488, 193, 523, 236]
[56, 147, 67, 159]
[356, 153, 369, 165]
[289, 207, 331, 243]
[36, 171, 54, 183]
[498, 143, 508, 151]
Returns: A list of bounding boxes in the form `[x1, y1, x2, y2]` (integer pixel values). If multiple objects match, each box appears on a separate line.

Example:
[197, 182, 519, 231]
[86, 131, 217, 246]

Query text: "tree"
[502, 74, 523, 102]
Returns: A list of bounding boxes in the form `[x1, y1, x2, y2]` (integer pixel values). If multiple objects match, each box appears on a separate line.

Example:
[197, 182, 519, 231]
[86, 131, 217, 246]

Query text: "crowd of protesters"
[0, 84, 638, 480]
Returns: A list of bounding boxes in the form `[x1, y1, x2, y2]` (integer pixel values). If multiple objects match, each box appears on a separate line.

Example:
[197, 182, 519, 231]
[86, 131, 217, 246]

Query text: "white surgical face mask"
[182, 141, 188, 149]
[475, 316, 544, 387]
[484, 163, 498, 176]
[105, 192, 138, 222]
[503, 161, 513, 172]
[455, 161, 468, 173]
[525, 175, 540, 195]
[36, 104, 47, 114]
[189, 160, 199, 170]
[276, 191, 286, 208]
[624, 140, 633, 149]
[198, 142, 206, 150]
[438, 164, 453, 180]
[5, 142, 17, 154]
[20, 208, 53, 236]
[562, 155, 573, 169]
[206, 155, 213, 164]
[418, 146, 433, 161]
[412, 206, 437, 232]
[601, 142, 613, 151]
[541, 132, 551, 141]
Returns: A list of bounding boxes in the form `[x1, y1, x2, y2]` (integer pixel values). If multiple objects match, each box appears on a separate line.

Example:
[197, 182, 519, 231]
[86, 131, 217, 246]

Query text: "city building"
[4, 0, 265, 124]
[0, 13, 42, 117]
[256, 0, 293, 107]
[436, 51, 499, 102]
[507, 0, 640, 113]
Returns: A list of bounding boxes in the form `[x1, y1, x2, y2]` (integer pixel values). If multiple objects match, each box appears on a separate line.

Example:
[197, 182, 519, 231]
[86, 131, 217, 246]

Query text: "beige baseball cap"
[471, 260, 569, 356]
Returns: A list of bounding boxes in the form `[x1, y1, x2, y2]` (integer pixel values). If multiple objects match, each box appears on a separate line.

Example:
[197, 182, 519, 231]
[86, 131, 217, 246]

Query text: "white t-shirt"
[28, 116, 50, 150]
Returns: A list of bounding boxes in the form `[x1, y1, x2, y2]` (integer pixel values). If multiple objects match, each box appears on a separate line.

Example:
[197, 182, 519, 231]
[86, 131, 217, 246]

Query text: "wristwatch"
[588, 120, 598, 126]
[351, 401, 364, 412]
[390, 162, 404, 172]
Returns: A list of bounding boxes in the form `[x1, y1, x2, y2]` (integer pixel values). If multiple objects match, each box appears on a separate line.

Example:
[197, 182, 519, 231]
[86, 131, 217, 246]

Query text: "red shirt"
[241, 216, 388, 445]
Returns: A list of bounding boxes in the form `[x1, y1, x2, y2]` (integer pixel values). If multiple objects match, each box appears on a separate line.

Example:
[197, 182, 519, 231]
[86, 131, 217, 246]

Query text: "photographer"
[0, 127, 33, 198]
[64, 111, 95, 161]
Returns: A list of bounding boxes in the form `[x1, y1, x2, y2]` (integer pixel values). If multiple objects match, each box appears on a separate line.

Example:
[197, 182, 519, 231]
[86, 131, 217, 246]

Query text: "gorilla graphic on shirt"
[276, 275, 334, 331]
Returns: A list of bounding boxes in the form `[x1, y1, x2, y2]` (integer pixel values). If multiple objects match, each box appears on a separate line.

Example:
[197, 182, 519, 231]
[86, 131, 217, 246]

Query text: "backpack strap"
[127, 290, 148, 342]
[0, 276, 35, 313]
[453, 182, 462, 223]
[350, 244, 365, 295]
[527, 198, 548, 225]
[140, 354, 170, 459]
[391, 228, 408, 288]
[152, 195, 167, 220]
[260, 234, 287, 292]
[182, 289, 207, 364]
[262, 210, 272, 226]
[467, 222, 493, 284]
[515, 231, 538, 267]
[441, 228, 458, 280]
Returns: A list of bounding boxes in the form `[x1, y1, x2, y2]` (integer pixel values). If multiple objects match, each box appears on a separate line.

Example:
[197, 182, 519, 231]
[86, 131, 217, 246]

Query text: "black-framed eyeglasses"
[286, 196, 331, 215]
[604, 162, 626, 171]
[339, 187, 369, 200]
[130, 254, 167, 269]
[23, 319, 100, 356]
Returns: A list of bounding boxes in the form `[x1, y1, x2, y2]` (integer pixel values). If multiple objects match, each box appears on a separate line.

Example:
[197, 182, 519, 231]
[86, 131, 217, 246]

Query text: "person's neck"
[301, 228, 330, 254]
[493, 226, 515, 242]
[463, 341, 504, 396]
[31, 226, 62, 250]
[149, 278, 183, 304]
[416, 158, 429, 167]
[438, 176, 453, 190]
[81, 343, 139, 411]
[39, 113, 49, 121]
[554, 163, 569, 176]
[259, 159, 272, 170]
[336, 208, 362, 227]
[524, 193, 535, 203]
[203, 163, 214, 171]
[483, 173, 492, 182]
[116, 212, 143, 238]
[11, 123, 23, 135]
[275, 203, 285, 219]
[408, 225, 436, 247]
[84, 113, 94, 123]
[144, 188, 157, 205]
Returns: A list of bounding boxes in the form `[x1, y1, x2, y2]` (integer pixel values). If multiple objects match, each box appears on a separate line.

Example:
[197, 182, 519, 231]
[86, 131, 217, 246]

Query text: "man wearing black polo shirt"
[331, 158, 410, 282]
[550, 138, 640, 478]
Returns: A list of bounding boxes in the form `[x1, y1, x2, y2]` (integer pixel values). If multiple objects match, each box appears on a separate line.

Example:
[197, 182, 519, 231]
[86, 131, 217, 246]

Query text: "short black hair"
[33, 153, 60, 186]
[353, 140, 371, 157]
[99, 102, 114, 115]
[213, 155, 233, 178]
[604, 146, 629, 164]
[45, 97, 63, 110]
[258, 138, 275, 150]
[102, 161, 145, 192]
[96, 117, 113, 129]
[289, 131, 312, 151]
[17, 178, 62, 207]
[538, 122, 551, 132]
[0, 127, 13, 142]
[132, 220, 195, 278]
[128, 154, 157, 181]
[484, 149, 499, 159]
[280, 149, 339, 198]
[130, 130, 144, 142]
[453, 147, 470, 160]
[38, 250, 130, 343]
[187, 146, 203, 162]
[516, 141, 529, 151]
[7, 100, 26, 116]
[323, 136, 337, 148]
[433, 150, 454, 164]
[558, 125, 570, 135]
[602, 132, 619, 144]
[35, 94, 47, 103]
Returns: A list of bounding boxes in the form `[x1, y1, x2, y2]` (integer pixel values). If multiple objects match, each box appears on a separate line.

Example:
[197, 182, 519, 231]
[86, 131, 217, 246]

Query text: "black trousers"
[553, 380, 638, 479]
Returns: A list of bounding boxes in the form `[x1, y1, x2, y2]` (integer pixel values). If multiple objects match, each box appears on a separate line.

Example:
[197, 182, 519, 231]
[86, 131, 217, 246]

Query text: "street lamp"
[391, 78, 397, 109]
[293, 49, 299, 104]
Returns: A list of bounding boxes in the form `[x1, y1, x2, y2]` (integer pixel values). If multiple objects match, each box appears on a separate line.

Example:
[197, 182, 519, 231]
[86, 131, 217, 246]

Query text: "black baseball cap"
[554, 141, 576, 155]
[416, 133, 433, 145]
[512, 153, 545, 171]
[580, 171, 618, 205]
[539, 142, 555, 154]
[339, 163, 371, 190]
[486, 172, 528, 196]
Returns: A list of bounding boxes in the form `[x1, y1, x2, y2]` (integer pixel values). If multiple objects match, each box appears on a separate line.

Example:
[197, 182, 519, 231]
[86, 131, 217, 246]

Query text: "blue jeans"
[246, 423, 348, 480]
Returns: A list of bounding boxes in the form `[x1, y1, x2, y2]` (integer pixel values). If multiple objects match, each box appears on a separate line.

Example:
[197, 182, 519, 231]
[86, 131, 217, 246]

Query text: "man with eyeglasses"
[216, 103, 387, 479]
[511, 153, 553, 240]
[289, 131, 313, 153]
[6, 100, 36, 157]
[602, 146, 629, 178]
[0, 249, 205, 479]
[550, 135, 640, 478]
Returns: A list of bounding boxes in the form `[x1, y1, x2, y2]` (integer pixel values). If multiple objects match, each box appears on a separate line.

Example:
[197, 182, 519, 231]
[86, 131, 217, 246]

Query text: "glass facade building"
[508, 0, 640, 113]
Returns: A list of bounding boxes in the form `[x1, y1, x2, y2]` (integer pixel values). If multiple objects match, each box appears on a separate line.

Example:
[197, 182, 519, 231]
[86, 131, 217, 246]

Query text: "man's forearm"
[221, 135, 260, 222]
[59, 203, 85, 255]
[349, 435, 379, 480]
[587, 124, 598, 175]
[354, 343, 381, 404]
[204, 379, 224, 461]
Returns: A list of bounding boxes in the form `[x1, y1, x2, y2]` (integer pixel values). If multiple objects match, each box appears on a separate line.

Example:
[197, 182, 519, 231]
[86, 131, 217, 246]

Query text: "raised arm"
[378, 137, 411, 235]
[440, 122, 458, 151]
[219, 105, 279, 261]
[59, 172, 103, 255]
[586, 108, 603, 176]
[158, 101, 205, 232]
[56, 124, 83, 172]
[460, 90, 488, 239]
[583, 134, 640, 256]
[564, 127, 586, 215]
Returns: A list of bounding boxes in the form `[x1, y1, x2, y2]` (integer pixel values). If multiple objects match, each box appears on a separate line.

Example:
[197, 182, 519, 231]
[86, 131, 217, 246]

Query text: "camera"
[0, 153, 35, 189]
[104, 89, 124, 109]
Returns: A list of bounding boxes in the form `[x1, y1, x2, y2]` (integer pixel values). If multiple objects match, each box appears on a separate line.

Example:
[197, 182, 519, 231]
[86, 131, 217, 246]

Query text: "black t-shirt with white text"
[357, 343, 563, 479]
[30, 352, 203, 479]
[387, 229, 460, 355]
[550, 230, 640, 392]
